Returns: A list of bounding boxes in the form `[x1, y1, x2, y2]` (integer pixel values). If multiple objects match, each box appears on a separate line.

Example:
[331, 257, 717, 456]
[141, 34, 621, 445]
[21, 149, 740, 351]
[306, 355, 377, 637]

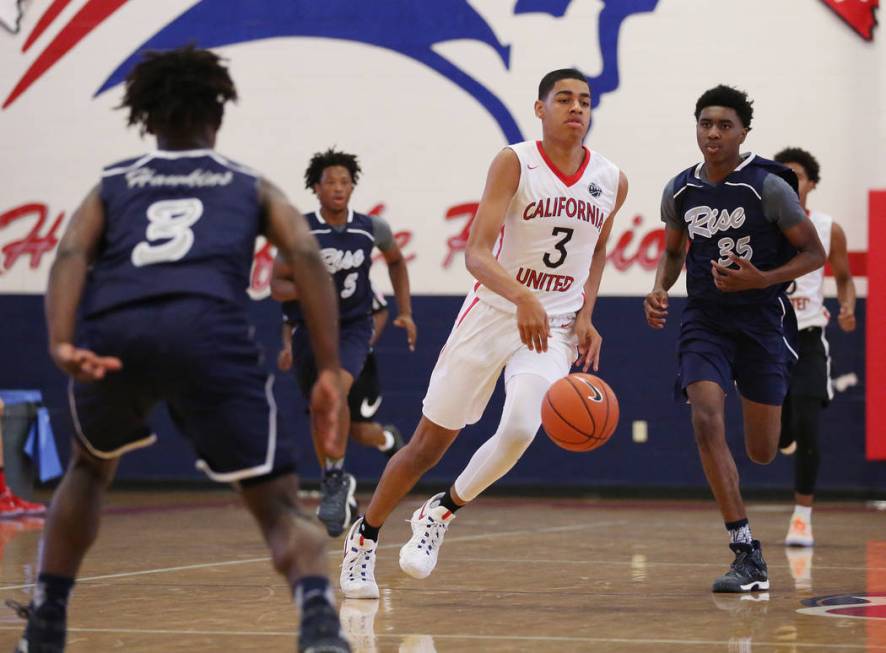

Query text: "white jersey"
[474, 140, 620, 319]
[789, 210, 833, 329]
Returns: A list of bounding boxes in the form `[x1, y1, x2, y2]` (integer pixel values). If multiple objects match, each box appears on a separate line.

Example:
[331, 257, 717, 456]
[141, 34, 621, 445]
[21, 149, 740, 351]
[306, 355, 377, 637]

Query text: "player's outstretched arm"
[377, 223, 416, 351]
[260, 178, 341, 446]
[829, 221, 857, 332]
[576, 171, 629, 371]
[645, 226, 687, 329]
[45, 185, 122, 381]
[466, 148, 549, 352]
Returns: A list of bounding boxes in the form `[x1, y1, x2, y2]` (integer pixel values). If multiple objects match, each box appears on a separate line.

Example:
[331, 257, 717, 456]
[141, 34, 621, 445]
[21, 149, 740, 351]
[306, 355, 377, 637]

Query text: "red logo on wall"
[820, 0, 879, 40]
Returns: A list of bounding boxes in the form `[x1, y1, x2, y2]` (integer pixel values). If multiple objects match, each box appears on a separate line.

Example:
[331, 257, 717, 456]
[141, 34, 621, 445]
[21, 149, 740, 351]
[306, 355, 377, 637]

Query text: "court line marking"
[0, 521, 625, 592]
[0, 626, 878, 649]
[446, 557, 886, 571]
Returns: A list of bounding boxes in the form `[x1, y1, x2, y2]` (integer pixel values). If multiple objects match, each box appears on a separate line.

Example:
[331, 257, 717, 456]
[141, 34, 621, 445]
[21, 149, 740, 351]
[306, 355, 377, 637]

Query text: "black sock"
[438, 488, 463, 514]
[35, 573, 74, 609]
[294, 576, 331, 609]
[359, 518, 381, 541]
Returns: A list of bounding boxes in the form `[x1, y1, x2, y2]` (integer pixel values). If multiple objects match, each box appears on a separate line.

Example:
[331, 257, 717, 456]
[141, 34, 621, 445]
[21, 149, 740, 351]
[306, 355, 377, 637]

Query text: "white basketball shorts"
[422, 297, 578, 430]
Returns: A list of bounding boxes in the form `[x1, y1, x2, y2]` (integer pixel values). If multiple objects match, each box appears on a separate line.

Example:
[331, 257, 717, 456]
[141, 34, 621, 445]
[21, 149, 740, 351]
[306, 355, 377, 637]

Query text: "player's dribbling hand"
[516, 294, 549, 353]
[393, 314, 417, 351]
[710, 254, 766, 292]
[575, 316, 602, 372]
[277, 347, 293, 371]
[644, 289, 668, 329]
[51, 342, 122, 382]
[311, 368, 341, 453]
[838, 303, 856, 332]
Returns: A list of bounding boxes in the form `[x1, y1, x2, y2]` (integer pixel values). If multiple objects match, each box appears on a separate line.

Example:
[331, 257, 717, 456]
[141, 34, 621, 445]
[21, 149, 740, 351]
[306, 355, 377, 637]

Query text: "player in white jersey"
[340, 69, 628, 598]
[773, 148, 856, 552]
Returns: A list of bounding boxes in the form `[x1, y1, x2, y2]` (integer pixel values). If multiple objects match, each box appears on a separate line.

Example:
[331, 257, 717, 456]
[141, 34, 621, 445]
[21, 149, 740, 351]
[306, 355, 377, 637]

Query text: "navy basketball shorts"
[676, 296, 799, 406]
[70, 296, 296, 483]
[348, 350, 383, 423]
[291, 316, 372, 400]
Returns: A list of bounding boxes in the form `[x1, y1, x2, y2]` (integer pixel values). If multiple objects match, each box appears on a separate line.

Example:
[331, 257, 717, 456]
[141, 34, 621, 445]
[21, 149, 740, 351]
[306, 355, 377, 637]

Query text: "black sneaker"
[318, 471, 356, 537]
[712, 541, 770, 593]
[7, 599, 66, 653]
[381, 425, 405, 459]
[299, 597, 351, 653]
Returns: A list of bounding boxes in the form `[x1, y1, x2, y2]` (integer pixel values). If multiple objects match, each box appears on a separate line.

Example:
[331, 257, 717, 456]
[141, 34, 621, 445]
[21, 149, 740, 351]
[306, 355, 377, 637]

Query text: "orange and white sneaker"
[785, 514, 814, 547]
[1, 490, 45, 517]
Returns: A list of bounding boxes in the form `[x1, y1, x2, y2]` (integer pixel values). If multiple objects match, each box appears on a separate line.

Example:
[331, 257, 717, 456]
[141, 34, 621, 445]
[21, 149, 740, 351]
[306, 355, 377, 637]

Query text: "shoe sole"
[785, 539, 814, 547]
[318, 475, 357, 537]
[341, 584, 380, 600]
[712, 579, 770, 593]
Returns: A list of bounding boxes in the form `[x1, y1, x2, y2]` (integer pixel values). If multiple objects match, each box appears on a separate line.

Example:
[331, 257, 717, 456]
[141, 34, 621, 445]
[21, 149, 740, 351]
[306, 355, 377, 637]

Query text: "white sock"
[793, 505, 812, 521]
[377, 429, 395, 452]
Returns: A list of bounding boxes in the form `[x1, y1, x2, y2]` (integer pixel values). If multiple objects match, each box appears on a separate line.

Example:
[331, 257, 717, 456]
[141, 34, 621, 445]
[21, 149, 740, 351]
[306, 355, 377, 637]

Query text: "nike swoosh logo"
[360, 396, 382, 418]
[527, 164, 538, 169]
[579, 378, 603, 402]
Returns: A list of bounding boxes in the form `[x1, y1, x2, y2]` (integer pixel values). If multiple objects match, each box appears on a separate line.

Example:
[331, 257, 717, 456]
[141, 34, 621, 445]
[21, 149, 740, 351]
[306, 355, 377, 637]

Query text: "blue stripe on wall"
[0, 295, 878, 490]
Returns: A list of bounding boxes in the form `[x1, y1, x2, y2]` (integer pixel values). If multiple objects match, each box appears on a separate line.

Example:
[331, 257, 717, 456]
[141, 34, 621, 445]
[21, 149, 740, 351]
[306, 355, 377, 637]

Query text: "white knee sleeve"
[453, 373, 550, 502]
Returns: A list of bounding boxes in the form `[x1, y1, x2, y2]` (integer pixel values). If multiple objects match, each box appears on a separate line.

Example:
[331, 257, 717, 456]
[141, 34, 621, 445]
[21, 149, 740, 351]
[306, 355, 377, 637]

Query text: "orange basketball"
[541, 373, 619, 452]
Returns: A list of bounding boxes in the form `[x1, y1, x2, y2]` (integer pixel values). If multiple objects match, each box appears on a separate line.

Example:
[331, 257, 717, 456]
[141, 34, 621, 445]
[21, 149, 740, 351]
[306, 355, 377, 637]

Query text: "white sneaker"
[785, 514, 814, 547]
[399, 493, 455, 579]
[340, 517, 380, 599]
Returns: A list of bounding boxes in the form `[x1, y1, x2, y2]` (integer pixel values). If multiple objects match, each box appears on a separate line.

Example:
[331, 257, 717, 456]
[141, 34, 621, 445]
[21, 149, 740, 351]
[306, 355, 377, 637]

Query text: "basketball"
[541, 373, 619, 452]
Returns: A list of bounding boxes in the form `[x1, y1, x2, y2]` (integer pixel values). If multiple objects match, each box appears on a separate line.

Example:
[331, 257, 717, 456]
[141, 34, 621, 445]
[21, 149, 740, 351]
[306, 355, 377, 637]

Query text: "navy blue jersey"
[283, 210, 377, 324]
[81, 150, 262, 317]
[662, 154, 804, 305]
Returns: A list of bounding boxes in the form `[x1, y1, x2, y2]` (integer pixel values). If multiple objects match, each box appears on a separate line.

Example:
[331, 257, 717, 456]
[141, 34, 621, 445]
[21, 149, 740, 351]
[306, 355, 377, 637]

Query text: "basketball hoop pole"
[867, 190, 886, 460]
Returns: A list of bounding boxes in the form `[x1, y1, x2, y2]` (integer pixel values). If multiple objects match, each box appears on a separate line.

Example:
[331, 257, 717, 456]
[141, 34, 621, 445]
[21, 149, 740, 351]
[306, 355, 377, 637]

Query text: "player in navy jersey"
[10, 47, 350, 653]
[271, 148, 415, 537]
[278, 283, 404, 458]
[644, 85, 825, 593]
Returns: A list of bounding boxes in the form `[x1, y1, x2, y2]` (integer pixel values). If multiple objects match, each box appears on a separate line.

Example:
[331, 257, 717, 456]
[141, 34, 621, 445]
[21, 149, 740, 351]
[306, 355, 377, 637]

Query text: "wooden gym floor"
[0, 490, 882, 652]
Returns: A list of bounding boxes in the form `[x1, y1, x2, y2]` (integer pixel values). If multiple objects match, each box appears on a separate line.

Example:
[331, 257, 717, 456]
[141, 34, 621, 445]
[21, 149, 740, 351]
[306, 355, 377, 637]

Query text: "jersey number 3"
[132, 198, 204, 267]
[543, 227, 574, 269]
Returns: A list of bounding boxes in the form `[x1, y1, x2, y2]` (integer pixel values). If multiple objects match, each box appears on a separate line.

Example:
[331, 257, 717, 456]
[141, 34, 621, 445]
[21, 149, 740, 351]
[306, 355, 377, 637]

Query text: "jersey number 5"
[543, 227, 574, 269]
[132, 198, 204, 267]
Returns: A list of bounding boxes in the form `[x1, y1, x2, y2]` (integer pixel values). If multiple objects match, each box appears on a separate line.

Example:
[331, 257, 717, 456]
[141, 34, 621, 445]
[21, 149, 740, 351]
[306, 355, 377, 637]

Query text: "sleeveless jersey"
[82, 149, 262, 317]
[474, 140, 620, 318]
[672, 153, 798, 306]
[789, 210, 832, 329]
[282, 210, 375, 324]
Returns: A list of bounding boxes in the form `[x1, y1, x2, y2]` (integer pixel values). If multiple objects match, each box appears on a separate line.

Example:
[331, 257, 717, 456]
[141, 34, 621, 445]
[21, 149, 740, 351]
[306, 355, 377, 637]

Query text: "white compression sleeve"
[453, 373, 550, 502]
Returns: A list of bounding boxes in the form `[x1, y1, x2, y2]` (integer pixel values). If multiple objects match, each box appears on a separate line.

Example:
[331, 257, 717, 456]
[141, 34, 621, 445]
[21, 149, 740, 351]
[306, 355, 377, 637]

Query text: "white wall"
[0, 0, 879, 296]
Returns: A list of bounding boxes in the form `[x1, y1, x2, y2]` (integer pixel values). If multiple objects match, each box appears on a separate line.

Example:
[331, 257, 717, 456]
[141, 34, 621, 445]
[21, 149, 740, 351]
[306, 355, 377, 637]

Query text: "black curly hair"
[774, 147, 821, 184]
[538, 68, 588, 100]
[694, 85, 754, 128]
[119, 45, 237, 136]
[304, 148, 362, 190]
